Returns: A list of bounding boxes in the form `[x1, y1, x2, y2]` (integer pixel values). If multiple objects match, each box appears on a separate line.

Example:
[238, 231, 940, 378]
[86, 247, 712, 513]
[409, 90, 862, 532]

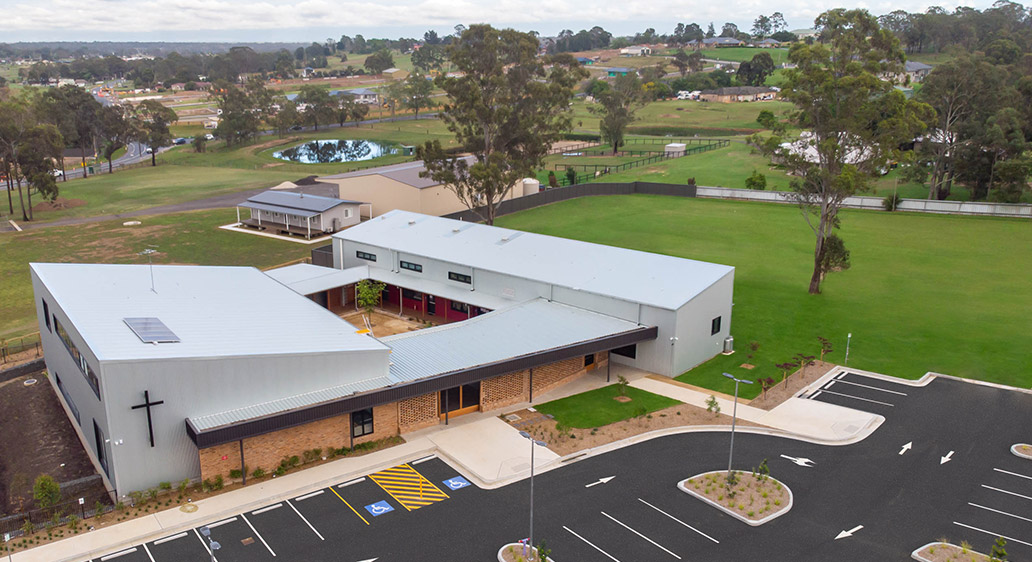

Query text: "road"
[75, 371, 1032, 561]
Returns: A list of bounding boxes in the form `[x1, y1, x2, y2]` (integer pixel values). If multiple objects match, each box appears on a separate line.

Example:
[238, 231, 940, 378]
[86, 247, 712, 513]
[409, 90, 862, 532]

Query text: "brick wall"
[531, 352, 608, 397]
[398, 392, 438, 433]
[198, 403, 400, 482]
[482, 370, 529, 411]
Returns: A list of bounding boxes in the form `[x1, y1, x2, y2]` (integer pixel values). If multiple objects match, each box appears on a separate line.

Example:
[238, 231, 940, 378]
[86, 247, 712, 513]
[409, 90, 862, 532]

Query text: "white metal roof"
[265, 263, 369, 296]
[31, 263, 389, 362]
[334, 210, 734, 310]
[382, 299, 645, 383]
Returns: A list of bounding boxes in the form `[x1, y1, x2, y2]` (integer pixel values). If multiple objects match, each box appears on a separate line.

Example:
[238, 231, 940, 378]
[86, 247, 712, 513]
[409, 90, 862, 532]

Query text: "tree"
[416, 25, 587, 224]
[720, 23, 740, 38]
[33, 474, 61, 510]
[687, 51, 704, 73]
[39, 85, 102, 178]
[297, 85, 335, 131]
[412, 44, 445, 73]
[0, 95, 37, 218]
[356, 278, 386, 316]
[756, 109, 785, 134]
[672, 50, 690, 76]
[18, 124, 64, 208]
[364, 49, 395, 74]
[589, 74, 647, 154]
[706, 23, 716, 38]
[97, 104, 130, 173]
[770, 12, 788, 34]
[779, 9, 933, 293]
[738, 52, 775, 86]
[193, 134, 207, 153]
[134, 99, 177, 166]
[753, 15, 773, 39]
[403, 73, 436, 118]
[745, 170, 767, 189]
[272, 99, 301, 135]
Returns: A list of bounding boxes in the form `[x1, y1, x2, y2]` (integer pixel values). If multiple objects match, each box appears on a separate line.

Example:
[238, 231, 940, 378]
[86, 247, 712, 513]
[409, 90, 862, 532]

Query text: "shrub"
[616, 375, 629, 397]
[251, 468, 266, 479]
[565, 167, 577, 186]
[883, 192, 902, 211]
[148, 489, 158, 501]
[159, 481, 172, 491]
[178, 479, 189, 495]
[229, 469, 243, 479]
[213, 475, 224, 490]
[547, 170, 559, 188]
[745, 170, 767, 190]
[274, 466, 287, 476]
[68, 514, 80, 532]
[705, 395, 721, 415]
[33, 475, 62, 509]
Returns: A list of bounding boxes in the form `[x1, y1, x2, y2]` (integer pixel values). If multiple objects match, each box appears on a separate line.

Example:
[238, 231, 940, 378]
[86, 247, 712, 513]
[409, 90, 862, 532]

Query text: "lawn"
[699, 47, 791, 65]
[496, 195, 1032, 399]
[534, 384, 682, 428]
[571, 98, 791, 137]
[0, 208, 313, 340]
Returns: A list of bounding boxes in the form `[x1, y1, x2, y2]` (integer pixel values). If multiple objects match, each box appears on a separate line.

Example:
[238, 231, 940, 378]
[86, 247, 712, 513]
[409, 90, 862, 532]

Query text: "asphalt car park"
[82, 371, 1032, 561]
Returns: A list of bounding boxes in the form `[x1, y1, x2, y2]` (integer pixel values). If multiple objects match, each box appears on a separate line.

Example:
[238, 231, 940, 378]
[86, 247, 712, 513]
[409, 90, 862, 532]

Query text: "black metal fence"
[553, 139, 728, 175]
[0, 484, 113, 536]
[623, 137, 729, 145]
[545, 140, 602, 155]
[442, 181, 698, 223]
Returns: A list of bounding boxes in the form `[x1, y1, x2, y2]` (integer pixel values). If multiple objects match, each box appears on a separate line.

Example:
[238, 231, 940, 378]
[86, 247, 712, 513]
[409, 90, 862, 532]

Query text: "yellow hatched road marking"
[329, 486, 370, 525]
[368, 463, 450, 511]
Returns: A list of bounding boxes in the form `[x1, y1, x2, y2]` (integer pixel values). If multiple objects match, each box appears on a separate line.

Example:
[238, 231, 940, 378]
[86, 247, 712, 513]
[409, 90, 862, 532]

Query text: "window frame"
[711, 316, 722, 336]
[448, 271, 472, 284]
[351, 408, 374, 438]
[399, 260, 423, 273]
[355, 250, 377, 262]
[450, 301, 469, 314]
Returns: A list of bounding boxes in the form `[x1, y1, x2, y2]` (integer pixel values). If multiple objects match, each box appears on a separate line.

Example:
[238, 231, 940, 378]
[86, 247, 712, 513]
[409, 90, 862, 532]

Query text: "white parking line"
[142, 544, 156, 562]
[100, 548, 137, 561]
[995, 468, 1032, 481]
[816, 389, 894, 407]
[241, 513, 276, 556]
[601, 511, 681, 559]
[982, 485, 1032, 502]
[252, 503, 282, 515]
[829, 379, 908, 396]
[412, 455, 437, 465]
[954, 521, 1032, 548]
[193, 528, 219, 562]
[563, 526, 622, 562]
[207, 517, 237, 529]
[295, 490, 324, 501]
[154, 532, 188, 545]
[969, 503, 1032, 524]
[338, 477, 366, 488]
[637, 498, 719, 544]
[287, 499, 325, 541]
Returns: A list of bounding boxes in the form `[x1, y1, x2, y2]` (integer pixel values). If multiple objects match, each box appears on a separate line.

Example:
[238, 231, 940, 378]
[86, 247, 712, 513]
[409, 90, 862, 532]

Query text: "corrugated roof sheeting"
[239, 201, 320, 218]
[383, 299, 644, 382]
[246, 190, 356, 213]
[265, 264, 369, 296]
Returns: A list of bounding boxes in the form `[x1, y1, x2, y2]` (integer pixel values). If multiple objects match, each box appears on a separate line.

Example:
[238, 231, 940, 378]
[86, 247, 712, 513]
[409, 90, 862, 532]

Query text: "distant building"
[235, 190, 366, 239]
[576, 57, 595, 66]
[753, 38, 781, 48]
[620, 46, 653, 57]
[336, 88, 379, 104]
[698, 86, 778, 103]
[702, 37, 744, 48]
[383, 68, 410, 80]
[607, 67, 633, 78]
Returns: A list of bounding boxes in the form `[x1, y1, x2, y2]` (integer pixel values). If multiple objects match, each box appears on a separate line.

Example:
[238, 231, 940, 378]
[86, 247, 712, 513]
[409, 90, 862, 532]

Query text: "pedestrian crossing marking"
[368, 463, 449, 511]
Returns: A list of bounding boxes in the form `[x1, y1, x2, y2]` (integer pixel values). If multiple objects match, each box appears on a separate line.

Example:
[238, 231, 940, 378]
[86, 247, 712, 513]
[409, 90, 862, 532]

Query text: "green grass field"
[535, 385, 681, 428]
[496, 195, 1032, 399]
[0, 208, 313, 340]
[700, 47, 791, 65]
[570, 99, 792, 137]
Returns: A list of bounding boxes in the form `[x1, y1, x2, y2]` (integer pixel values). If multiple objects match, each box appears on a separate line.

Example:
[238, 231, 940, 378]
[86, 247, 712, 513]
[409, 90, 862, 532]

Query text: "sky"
[0, 0, 995, 43]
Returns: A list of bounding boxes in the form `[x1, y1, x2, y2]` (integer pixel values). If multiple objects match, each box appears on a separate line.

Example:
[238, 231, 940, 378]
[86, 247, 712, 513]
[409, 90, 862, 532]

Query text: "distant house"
[620, 46, 653, 57]
[170, 83, 186, 91]
[607, 67, 633, 78]
[903, 61, 933, 83]
[576, 57, 595, 66]
[702, 37, 744, 48]
[337, 88, 379, 104]
[791, 28, 819, 39]
[754, 38, 781, 48]
[698, 86, 778, 103]
[383, 68, 410, 80]
[302, 67, 315, 78]
[236, 190, 366, 240]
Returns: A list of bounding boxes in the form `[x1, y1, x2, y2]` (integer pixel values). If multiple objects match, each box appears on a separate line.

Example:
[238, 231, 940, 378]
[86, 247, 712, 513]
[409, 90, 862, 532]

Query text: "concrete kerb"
[677, 472, 794, 526]
[911, 541, 991, 561]
[1011, 444, 1032, 460]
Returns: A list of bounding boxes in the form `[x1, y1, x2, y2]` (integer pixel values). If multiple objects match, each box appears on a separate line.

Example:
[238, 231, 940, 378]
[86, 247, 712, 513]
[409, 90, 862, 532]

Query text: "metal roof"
[188, 375, 394, 431]
[334, 210, 734, 310]
[239, 201, 320, 218]
[265, 263, 369, 296]
[31, 263, 389, 361]
[243, 191, 362, 213]
[905, 61, 933, 71]
[382, 299, 645, 382]
[321, 157, 475, 189]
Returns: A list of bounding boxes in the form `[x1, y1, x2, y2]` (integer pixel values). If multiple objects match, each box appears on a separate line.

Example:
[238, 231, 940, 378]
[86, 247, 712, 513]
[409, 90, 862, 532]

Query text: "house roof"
[342, 88, 377, 96]
[701, 86, 776, 96]
[30, 264, 388, 362]
[756, 38, 781, 45]
[321, 157, 475, 189]
[905, 61, 933, 72]
[382, 299, 648, 383]
[703, 37, 743, 45]
[383, 67, 404, 73]
[241, 191, 364, 215]
[608, 67, 631, 73]
[265, 263, 369, 296]
[334, 210, 734, 310]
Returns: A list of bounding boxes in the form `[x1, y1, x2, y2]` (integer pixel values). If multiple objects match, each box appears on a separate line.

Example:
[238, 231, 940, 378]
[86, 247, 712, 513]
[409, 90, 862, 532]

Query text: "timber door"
[439, 382, 481, 420]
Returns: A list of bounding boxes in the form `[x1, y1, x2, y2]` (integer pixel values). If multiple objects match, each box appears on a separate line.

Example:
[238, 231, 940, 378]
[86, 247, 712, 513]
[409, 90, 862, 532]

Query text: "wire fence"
[0, 485, 114, 536]
[553, 139, 728, 174]
[1, 332, 41, 364]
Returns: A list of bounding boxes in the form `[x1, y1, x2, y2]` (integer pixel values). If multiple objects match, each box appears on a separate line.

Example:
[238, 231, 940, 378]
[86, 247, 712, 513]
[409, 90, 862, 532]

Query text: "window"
[351, 408, 374, 438]
[42, 299, 51, 332]
[55, 372, 80, 425]
[450, 301, 469, 314]
[55, 317, 101, 400]
[400, 260, 422, 273]
[612, 344, 637, 359]
[402, 289, 423, 300]
[711, 316, 722, 335]
[344, 208, 352, 219]
[584, 354, 595, 367]
[448, 272, 472, 284]
[356, 250, 376, 262]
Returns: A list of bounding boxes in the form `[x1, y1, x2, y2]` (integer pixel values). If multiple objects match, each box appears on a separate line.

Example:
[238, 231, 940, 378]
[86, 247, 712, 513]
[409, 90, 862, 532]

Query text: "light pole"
[198, 525, 221, 562]
[519, 430, 548, 561]
[845, 333, 852, 365]
[722, 373, 752, 483]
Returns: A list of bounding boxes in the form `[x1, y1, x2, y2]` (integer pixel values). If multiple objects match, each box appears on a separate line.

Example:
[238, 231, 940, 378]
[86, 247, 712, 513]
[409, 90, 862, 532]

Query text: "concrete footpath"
[12, 363, 880, 562]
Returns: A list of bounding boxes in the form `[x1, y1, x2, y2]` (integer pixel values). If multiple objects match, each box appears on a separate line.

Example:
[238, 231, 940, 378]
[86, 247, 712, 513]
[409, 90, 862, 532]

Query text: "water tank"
[723, 336, 734, 354]
[522, 178, 541, 196]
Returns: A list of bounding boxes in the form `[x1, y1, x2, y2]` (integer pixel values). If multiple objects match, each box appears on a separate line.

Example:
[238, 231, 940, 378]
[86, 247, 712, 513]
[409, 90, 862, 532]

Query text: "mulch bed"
[746, 360, 836, 411]
[915, 542, 990, 561]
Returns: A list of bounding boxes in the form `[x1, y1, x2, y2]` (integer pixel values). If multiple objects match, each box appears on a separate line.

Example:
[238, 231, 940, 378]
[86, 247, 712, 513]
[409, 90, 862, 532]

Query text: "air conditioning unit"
[722, 336, 734, 355]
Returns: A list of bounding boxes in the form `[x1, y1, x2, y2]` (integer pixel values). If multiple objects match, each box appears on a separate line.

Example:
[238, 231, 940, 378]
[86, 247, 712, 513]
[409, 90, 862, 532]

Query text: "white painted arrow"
[585, 476, 615, 488]
[779, 454, 816, 467]
[899, 442, 912, 455]
[941, 451, 954, 465]
[835, 525, 863, 540]
[357, 558, 378, 562]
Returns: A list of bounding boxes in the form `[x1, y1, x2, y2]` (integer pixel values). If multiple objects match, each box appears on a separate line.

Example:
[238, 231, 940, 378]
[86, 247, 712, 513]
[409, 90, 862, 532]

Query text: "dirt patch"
[613, 396, 632, 403]
[72, 225, 179, 263]
[915, 542, 989, 561]
[340, 309, 428, 337]
[0, 375, 105, 516]
[507, 403, 765, 457]
[658, 113, 681, 119]
[681, 470, 790, 523]
[261, 163, 285, 168]
[747, 360, 836, 411]
[31, 198, 86, 213]
[250, 136, 300, 153]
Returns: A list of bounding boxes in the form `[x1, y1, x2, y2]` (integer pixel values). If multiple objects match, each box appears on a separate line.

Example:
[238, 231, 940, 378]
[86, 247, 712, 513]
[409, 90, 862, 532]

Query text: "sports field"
[495, 195, 1032, 399]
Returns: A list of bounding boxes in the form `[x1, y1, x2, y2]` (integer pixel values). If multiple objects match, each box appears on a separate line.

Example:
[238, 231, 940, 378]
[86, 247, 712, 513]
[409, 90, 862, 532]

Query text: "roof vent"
[452, 228, 460, 233]
[500, 236, 509, 242]
[408, 220, 416, 225]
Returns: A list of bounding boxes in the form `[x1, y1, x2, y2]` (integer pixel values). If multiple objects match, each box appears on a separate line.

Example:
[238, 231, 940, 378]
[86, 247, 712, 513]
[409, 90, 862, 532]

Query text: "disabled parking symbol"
[364, 500, 394, 517]
[443, 476, 471, 490]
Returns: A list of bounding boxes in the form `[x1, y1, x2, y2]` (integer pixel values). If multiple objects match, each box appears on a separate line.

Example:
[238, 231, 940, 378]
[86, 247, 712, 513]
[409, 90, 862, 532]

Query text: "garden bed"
[498, 543, 553, 562]
[678, 469, 792, 525]
[1011, 444, 1032, 460]
[913, 541, 991, 561]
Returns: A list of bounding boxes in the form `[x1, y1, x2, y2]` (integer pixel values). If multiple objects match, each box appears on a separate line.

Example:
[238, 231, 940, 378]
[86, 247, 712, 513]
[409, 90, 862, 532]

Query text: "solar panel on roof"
[124, 317, 180, 344]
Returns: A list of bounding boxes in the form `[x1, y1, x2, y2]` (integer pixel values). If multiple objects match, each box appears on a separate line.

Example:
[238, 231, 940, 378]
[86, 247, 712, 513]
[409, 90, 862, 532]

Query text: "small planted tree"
[760, 377, 776, 399]
[775, 361, 798, 388]
[705, 394, 721, 415]
[565, 166, 577, 186]
[991, 536, 1008, 561]
[356, 279, 387, 316]
[33, 475, 61, 510]
[817, 337, 834, 361]
[615, 375, 629, 397]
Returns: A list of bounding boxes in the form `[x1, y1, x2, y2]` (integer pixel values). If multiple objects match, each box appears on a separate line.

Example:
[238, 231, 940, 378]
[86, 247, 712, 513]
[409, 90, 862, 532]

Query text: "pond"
[273, 140, 398, 164]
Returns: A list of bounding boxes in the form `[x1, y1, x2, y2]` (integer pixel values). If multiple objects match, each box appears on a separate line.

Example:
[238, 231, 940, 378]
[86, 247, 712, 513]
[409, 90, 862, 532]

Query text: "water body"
[273, 140, 398, 164]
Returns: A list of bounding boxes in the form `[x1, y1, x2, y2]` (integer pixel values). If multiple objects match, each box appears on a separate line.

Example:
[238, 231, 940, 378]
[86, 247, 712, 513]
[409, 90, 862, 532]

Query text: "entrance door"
[427, 295, 436, 316]
[439, 381, 481, 420]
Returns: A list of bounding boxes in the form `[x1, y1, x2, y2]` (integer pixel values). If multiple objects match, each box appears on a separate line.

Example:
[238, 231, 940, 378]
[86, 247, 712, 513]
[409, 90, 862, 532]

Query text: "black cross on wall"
[131, 390, 165, 448]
